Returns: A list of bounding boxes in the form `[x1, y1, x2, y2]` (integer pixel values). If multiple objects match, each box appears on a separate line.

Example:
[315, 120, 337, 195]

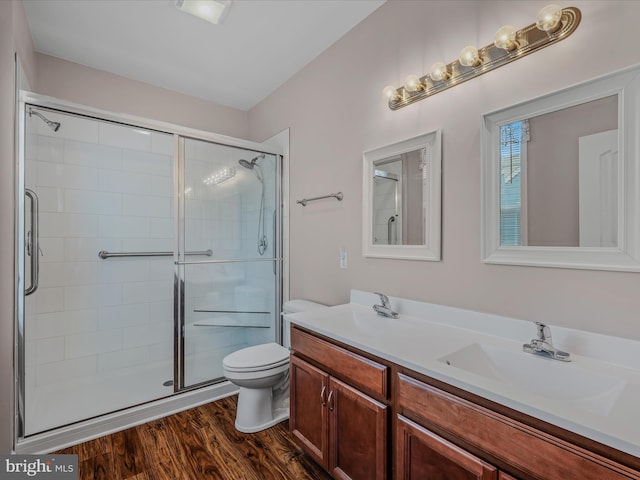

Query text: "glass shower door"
[180, 138, 281, 388]
[21, 105, 176, 435]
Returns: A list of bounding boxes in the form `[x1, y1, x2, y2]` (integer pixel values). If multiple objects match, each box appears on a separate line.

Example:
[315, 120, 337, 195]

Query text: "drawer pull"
[327, 390, 334, 412]
[321, 386, 327, 406]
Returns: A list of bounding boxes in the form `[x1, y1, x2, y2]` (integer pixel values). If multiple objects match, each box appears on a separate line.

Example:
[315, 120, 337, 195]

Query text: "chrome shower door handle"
[273, 209, 277, 275]
[25, 188, 40, 296]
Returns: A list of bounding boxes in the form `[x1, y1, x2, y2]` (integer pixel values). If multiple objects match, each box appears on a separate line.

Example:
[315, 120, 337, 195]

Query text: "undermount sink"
[439, 343, 627, 417]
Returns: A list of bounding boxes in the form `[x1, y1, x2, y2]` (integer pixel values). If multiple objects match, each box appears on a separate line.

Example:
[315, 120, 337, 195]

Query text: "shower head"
[238, 158, 254, 169]
[29, 108, 61, 132]
[238, 153, 265, 170]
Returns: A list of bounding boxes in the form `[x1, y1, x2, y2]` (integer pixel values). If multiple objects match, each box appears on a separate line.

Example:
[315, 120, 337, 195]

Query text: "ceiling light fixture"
[383, 5, 581, 110]
[174, 0, 232, 25]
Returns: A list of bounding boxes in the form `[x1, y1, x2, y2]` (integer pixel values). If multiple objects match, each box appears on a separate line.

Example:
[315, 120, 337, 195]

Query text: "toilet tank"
[282, 300, 327, 349]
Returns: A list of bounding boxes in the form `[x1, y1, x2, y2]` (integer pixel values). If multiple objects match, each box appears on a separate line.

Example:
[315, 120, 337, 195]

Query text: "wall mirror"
[363, 130, 441, 260]
[481, 65, 640, 271]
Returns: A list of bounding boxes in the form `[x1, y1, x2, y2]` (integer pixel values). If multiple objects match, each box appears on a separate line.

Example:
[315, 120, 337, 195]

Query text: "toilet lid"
[223, 343, 289, 372]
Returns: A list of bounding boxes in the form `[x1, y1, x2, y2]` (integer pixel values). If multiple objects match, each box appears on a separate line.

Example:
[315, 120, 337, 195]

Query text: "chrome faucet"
[523, 322, 571, 362]
[372, 292, 399, 319]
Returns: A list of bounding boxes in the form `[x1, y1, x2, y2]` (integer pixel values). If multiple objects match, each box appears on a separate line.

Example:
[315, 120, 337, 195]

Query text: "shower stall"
[15, 93, 283, 449]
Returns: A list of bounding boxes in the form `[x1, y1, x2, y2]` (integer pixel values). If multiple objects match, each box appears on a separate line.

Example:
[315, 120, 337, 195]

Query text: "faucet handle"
[373, 292, 390, 307]
[534, 322, 551, 342]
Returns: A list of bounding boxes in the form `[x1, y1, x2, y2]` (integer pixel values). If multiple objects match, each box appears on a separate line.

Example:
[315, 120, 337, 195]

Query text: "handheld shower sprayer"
[238, 153, 268, 255]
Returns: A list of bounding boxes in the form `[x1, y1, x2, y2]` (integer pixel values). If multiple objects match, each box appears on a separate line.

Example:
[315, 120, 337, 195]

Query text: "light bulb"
[383, 85, 400, 101]
[494, 25, 518, 51]
[429, 62, 449, 82]
[403, 74, 423, 93]
[536, 4, 563, 33]
[459, 46, 481, 67]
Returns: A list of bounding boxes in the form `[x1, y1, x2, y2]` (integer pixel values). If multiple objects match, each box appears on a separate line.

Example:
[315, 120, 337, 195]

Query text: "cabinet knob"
[321, 386, 327, 406]
[327, 390, 334, 412]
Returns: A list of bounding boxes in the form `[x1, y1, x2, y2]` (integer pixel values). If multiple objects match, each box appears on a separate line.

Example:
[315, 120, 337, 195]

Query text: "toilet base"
[234, 386, 289, 433]
[235, 406, 289, 434]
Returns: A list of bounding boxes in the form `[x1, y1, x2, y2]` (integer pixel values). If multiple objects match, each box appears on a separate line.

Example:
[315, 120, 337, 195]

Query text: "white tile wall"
[121, 280, 173, 305]
[64, 140, 122, 170]
[33, 309, 98, 339]
[99, 169, 151, 194]
[25, 117, 175, 394]
[122, 150, 172, 176]
[39, 237, 65, 262]
[36, 356, 98, 386]
[122, 194, 171, 218]
[99, 123, 152, 152]
[65, 329, 123, 359]
[36, 337, 65, 364]
[98, 346, 150, 373]
[30, 135, 64, 163]
[24, 116, 278, 424]
[98, 303, 150, 330]
[40, 213, 98, 238]
[64, 190, 122, 215]
[98, 216, 149, 238]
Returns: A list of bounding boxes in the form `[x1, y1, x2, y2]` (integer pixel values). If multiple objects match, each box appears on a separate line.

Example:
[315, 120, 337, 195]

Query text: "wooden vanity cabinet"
[396, 414, 497, 480]
[290, 325, 640, 480]
[397, 373, 640, 480]
[290, 327, 389, 480]
[289, 355, 329, 467]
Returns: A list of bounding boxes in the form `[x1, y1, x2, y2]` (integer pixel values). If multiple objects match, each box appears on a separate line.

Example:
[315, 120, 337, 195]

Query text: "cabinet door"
[290, 355, 330, 469]
[329, 377, 388, 480]
[499, 473, 520, 480]
[396, 415, 497, 480]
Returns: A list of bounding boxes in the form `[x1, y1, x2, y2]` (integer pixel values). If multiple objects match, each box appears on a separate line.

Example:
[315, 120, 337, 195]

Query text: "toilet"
[222, 299, 327, 433]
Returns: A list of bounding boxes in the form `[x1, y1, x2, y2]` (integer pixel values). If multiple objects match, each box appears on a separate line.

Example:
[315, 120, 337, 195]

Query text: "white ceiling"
[23, 0, 385, 111]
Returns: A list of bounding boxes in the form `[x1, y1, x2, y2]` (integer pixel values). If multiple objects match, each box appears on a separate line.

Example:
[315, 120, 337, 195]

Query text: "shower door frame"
[14, 91, 284, 444]
[175, 136, 284, 391]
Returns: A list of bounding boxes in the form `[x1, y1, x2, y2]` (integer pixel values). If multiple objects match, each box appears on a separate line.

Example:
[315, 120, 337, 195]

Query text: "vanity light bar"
[384, 5, 581, 110]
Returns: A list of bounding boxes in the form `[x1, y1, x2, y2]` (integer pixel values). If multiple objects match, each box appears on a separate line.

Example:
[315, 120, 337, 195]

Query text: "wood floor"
[53, 395, 332, 480]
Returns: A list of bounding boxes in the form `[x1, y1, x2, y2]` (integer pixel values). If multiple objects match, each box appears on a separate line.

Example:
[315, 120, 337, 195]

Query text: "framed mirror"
[481, 65, 640, 271]
[363, 130, 441, 260]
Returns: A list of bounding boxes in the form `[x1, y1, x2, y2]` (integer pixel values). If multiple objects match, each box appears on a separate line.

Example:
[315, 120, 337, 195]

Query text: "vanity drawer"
[397, 373, 640, 480]
[290, 327, 388, 399]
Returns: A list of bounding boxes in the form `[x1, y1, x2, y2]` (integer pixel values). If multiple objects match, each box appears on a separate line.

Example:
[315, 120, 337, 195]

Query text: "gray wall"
[0, 0, 15, 454]
[248, 0, 640, 341]
[1, 0, 38, 454]
[527, 95, 618, 246]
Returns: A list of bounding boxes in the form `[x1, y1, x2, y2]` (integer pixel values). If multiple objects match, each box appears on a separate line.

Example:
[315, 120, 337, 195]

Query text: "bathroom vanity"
[286, 291, 640, 480]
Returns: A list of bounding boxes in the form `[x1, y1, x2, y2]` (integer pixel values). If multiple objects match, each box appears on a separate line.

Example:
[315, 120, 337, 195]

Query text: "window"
[500, 120, 528, 246]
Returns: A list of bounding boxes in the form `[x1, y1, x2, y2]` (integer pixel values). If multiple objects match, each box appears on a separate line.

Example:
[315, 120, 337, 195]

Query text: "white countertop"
[285, 290, 640, 459]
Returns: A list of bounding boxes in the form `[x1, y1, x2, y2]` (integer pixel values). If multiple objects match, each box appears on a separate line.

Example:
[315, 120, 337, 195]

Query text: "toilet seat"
[223, 342, 289, 373]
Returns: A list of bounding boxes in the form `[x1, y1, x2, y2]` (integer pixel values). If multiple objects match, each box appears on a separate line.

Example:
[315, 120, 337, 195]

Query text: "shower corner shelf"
[192, 309, 271, 328]
[193, 318, 270, 329]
